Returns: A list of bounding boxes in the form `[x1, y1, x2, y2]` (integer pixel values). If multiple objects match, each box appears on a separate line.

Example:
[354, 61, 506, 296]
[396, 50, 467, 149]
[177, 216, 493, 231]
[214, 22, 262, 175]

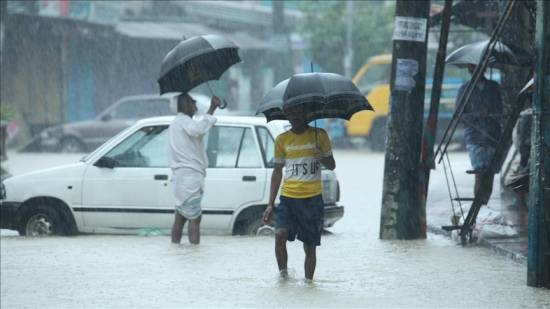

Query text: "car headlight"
[322, 179, 336, 205]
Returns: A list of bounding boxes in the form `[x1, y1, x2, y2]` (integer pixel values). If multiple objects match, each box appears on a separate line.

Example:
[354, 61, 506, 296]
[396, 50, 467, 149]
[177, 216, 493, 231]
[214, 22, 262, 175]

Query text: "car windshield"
[103, 125, 169, 167]
[80, 123, 143, 162]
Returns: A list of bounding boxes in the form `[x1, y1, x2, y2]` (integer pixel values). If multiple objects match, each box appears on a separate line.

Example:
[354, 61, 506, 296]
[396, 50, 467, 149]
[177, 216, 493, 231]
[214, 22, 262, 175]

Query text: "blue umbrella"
[256, 72, 373, 122]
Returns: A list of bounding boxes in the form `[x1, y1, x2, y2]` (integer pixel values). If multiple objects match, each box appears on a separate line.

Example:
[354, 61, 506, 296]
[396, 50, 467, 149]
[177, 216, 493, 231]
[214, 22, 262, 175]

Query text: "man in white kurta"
[169, 93, 220, 244]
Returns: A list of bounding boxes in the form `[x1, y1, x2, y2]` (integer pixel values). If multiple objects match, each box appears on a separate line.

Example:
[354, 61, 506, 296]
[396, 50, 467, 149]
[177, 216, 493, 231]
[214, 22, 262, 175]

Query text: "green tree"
[295, 0, 395, 74]
[0, 103, 14, 121]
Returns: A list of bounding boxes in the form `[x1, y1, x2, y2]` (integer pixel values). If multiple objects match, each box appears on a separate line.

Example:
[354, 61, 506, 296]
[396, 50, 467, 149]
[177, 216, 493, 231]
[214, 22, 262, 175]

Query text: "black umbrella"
[445, 40, 532, 67]
[158, 35, 241, 96]
[256, 72, 373, 122]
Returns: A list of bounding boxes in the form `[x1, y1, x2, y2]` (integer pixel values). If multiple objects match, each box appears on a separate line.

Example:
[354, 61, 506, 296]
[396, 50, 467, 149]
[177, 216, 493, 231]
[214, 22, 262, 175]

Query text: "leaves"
[0, 103, 14, 121]
[295, 1, 395, 74]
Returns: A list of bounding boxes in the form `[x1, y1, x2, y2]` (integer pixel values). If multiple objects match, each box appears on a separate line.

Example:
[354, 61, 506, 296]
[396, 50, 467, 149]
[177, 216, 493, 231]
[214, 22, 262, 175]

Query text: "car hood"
[2, 162, 88, 202]
[4, 162, 86, 184]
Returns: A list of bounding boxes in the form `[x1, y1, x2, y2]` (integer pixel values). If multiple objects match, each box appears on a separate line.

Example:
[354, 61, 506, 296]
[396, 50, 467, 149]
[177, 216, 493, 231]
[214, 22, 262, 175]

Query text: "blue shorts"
[466, 144, 496, 172]
[274, 195, 324, 246]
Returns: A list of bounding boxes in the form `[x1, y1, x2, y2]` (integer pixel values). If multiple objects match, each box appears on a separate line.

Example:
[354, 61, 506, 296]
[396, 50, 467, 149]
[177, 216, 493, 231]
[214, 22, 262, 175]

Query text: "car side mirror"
[101, 114, 112, 122]
[94, 156, 117, 169]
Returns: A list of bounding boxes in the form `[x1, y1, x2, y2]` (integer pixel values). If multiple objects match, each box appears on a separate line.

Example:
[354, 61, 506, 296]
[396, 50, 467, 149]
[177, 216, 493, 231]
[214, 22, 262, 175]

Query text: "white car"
[0, 116, 344, 236]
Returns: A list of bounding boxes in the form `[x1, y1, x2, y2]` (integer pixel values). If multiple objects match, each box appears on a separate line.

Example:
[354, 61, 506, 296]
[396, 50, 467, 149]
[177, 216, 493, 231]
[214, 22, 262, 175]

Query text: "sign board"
[393, 16, 427, 42]
[395, 58, 419, 92]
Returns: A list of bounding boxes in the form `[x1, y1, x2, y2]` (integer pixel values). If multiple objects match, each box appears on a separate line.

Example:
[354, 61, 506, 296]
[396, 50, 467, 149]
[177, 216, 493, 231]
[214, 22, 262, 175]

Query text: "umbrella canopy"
[256, 72, 373, 122]
[445, 40, 532, 67]
[158, 34, 241, 94]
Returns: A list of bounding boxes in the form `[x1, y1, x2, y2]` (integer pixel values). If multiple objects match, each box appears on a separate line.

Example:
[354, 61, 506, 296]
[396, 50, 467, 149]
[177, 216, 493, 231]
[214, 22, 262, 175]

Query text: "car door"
[163, 124, 267, 232]
[80, 125, 172, 230]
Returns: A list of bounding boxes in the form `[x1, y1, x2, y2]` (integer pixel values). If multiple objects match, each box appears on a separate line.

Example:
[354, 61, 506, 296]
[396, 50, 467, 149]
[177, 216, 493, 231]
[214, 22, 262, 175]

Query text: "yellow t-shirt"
[274, 127, 332, 198]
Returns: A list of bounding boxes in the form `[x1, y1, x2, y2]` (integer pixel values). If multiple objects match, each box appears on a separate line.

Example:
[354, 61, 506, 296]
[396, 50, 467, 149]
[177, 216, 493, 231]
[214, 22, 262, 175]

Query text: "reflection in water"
[1, 233, 549, 308]
[1, 151, 549, 307]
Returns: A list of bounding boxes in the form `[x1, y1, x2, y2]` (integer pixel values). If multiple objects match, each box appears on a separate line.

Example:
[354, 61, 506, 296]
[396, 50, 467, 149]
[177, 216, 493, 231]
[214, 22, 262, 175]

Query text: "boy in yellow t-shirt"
[262, 105, 336, 281]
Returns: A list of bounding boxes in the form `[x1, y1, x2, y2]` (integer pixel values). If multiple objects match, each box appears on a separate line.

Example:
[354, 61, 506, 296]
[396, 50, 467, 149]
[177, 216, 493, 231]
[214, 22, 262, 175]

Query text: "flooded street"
[1, 150, 549, 308]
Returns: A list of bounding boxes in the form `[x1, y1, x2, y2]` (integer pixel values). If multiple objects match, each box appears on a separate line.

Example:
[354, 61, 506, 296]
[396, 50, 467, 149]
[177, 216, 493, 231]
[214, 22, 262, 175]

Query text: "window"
[205, 126, 261, 168]
[256, 126, 275, 168]
[111, 99, 172, 119]
[424, 84, 461, 115]
[237, 129, 262, 168]
[103, 125, 169, 167]
[356, 64, 391, 95]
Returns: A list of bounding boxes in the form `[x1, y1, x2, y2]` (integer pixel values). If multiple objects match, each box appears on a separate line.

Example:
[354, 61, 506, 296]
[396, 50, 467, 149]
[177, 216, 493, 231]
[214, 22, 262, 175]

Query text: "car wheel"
[21, 206, 62, 237]
[245, 218, 274, 236]
[368, 118, 387, 152]
[59, 137, 85, 153]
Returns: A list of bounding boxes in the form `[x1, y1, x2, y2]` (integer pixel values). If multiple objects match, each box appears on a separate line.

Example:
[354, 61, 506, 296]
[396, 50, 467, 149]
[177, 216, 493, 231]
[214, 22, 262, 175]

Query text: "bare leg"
[188, 216, 201, 244]
[303, 243, 316, 280]
[275, 229, 288, 275]
[171, 212, 187, 244]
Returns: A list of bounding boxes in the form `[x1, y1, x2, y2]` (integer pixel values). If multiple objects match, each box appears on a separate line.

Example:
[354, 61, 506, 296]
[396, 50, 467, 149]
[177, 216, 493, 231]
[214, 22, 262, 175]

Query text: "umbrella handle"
[220, 99, 228, 109]
[314, 119, 318, 149]
[206, 81, 227, 109]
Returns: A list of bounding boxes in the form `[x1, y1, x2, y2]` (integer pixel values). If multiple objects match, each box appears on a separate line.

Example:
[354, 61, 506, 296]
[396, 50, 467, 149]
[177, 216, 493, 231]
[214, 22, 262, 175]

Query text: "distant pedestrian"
[262, 105, 336, 280]
[457, 65, 502, 204]
[169, 93, 221, 244]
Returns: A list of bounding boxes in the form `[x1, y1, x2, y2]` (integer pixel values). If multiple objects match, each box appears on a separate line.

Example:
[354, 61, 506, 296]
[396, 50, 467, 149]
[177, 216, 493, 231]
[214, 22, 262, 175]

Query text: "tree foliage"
[295, 1, 395, 74]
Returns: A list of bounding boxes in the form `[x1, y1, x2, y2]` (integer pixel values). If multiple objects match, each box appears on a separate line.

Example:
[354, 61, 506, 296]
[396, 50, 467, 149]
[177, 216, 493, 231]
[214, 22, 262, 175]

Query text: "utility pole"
[343, 0, 354, 78]
[380, 0, 430, 239]
[527, 0, 550, 289]
[272, 0, 293, 82]
[0, 0, 7, 69]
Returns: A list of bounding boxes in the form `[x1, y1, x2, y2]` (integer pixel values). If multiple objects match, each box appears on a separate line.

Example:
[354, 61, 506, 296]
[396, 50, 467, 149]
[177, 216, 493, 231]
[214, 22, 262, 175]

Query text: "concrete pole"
[343, 0, 354, 78]
[380, 0, 430, 239]
[272, 0, 293, 82]
[527, 0, 550, 289]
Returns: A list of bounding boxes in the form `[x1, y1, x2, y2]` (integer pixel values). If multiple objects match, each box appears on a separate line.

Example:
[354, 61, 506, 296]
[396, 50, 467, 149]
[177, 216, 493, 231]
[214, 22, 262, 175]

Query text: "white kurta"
[168, 112, 216, 207]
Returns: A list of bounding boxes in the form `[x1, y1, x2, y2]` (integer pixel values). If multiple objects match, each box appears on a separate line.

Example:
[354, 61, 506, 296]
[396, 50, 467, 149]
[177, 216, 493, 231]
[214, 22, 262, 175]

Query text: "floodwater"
[1, 150, 549, 308]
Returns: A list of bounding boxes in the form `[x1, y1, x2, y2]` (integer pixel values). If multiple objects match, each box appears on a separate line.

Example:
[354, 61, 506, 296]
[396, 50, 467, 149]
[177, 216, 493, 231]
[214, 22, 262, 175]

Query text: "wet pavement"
[1, 150, 549, 308]
[426, 152, 530, 263]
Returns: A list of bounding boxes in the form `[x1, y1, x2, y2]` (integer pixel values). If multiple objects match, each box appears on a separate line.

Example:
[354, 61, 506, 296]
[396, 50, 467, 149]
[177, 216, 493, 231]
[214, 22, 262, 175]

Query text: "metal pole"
[527, 0, 550, 289]
[418, 0, 453, 213]
[380, 0, 430, 240]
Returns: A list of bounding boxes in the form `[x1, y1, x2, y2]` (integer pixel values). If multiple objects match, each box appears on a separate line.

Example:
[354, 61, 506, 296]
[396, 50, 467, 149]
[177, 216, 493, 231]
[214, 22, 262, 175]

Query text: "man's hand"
[262, 205, 273, 224]
[207, 96, 221, 115]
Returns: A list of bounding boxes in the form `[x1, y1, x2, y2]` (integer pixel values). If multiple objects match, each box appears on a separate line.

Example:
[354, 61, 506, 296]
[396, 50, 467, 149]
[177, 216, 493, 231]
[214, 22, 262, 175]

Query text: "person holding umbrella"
[455, 64, 503, 205]
[262, 104, 335, 281]
[159, 35, 241, 244]
[257, 72, 373, 280]
[169, 93, 221, 245]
